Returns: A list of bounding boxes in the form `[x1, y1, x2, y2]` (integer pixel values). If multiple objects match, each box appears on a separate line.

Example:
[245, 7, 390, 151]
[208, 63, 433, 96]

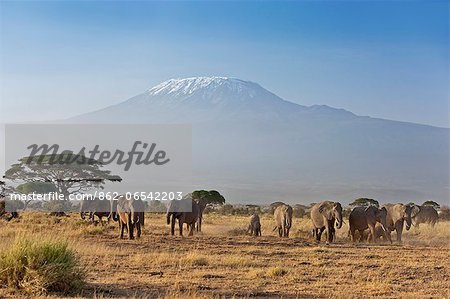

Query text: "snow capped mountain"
[68, 76, 449, 203]
[71, 76, 352, 123]
[147, 77, 259, 98]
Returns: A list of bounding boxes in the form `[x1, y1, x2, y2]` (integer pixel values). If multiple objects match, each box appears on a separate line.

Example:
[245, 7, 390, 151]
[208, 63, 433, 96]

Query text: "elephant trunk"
[382, 225, 392, 244]
[334, 207, 343, 229]
[131, 207, 136, 225]
[405, 218, 412, 231]
[336, 219, 343, 229]
[167, 213, 172, 225]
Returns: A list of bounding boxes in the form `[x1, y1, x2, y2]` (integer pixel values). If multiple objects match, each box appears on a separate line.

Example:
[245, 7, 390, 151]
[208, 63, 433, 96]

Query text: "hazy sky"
[1, 1, 448, 127]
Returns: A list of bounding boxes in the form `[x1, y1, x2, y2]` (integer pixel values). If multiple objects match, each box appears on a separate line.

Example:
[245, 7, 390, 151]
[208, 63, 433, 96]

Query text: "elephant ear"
[318, 204, 325, 214]
[364, 205, 375, 216]
[411, 205, 420, 217]
[400, 205, 408, 216]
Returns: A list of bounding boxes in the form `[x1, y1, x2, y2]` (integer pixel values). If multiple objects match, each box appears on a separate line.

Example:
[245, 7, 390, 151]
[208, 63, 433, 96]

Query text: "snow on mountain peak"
[147, 76, 260, 97]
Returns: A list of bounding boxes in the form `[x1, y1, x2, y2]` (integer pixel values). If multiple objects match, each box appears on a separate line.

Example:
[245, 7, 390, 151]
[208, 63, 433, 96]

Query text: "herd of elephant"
[257, 201, 438, 244]
[77, 195, 439, 243]
[1, 195, 439, 244]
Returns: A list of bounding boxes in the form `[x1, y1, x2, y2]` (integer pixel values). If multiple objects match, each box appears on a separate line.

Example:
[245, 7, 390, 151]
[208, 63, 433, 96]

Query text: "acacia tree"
[191, 190, 226, 207]
[5, 152, 121, 213]
[422, 200, 440, 209]
[15, 182, 57, 210]
[349, 198, 380, 208]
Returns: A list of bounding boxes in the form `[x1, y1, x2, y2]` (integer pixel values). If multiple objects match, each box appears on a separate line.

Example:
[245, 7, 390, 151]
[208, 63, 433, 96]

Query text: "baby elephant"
[248, 214, 262, 236]
[371, 223, 391, 242]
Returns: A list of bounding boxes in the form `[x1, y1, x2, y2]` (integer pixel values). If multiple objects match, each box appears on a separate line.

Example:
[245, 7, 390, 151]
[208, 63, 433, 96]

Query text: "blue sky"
[0, 1, 448, 127]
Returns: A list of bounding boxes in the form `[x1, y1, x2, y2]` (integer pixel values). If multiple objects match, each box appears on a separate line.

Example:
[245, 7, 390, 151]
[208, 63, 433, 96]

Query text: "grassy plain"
[0, 213, 449, 298]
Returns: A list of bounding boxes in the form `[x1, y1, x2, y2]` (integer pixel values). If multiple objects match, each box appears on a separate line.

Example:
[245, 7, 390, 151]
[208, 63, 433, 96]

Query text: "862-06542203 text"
[93, 191, 183, 201]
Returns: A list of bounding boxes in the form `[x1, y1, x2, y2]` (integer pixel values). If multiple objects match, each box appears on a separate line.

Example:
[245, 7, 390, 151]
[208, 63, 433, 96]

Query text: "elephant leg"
[325, 225, 331, 243]
[358, 230, 365, 242]
[368, 224, 376, 243]
[197, 217, 202, 232]
[136, 223, 141, 239]
[350, 228, 356, 242]
[317, 227, 325, 242]
[395, 221, 404, 243]
[188, 223, 194, 236]
[120, 221, 125, 239]
[384, 229, 392, 244]
[278, 227, 282, 237]
[169, 215, 175, 235]
[179, 220, 184, 236]
[128, 217, 134, 240]
[286, 227, 290, 238]
[329, 226, 336, 242]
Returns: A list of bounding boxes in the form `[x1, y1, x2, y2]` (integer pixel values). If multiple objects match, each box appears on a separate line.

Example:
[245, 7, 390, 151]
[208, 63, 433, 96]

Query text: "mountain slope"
[68, 77, 449, 204]
[70, 77, 355, 123]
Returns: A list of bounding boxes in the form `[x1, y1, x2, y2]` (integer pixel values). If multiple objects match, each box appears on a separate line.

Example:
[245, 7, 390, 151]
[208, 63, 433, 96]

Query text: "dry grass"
[0, 235, 85, 295]
[0, 212, 448, 298]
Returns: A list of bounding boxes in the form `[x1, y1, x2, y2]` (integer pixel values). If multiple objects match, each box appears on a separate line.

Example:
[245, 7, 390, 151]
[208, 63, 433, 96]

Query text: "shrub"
[0, 236, 85, 295]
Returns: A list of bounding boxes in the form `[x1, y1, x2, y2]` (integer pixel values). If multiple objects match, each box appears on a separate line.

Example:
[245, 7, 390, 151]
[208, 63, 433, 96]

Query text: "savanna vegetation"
[0, 204, 448, 298]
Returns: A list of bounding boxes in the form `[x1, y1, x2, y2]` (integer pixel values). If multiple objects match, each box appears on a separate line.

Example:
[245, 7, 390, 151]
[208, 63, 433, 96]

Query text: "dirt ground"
[0, 213, 449, 298]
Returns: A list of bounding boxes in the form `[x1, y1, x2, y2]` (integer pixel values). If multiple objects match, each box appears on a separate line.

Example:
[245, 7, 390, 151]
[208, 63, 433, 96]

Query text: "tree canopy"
[16, 182, 57, 194]
[422, 200, 440, 209]
[349, 198, 380, 208]
[191, 190, 225, 205]
[5, 152, 122, 197]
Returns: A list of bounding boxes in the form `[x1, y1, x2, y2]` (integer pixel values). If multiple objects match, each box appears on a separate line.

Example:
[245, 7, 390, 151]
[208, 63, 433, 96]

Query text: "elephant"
[194, 196, 208, 232]
[0, 197, 19, 221]
[411, 205, 438, 228]
[112, 195, 145, 239]
[79, 197, 111, 223]
[348, 206, 391, 243]
[273, 204, 293, 237]
[247, 213, 262, 236]
[310, 201, 343, 243]
[167, 199, 200, 236]
[383, 203, 419, 243]
[372, 223, 392, 242]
